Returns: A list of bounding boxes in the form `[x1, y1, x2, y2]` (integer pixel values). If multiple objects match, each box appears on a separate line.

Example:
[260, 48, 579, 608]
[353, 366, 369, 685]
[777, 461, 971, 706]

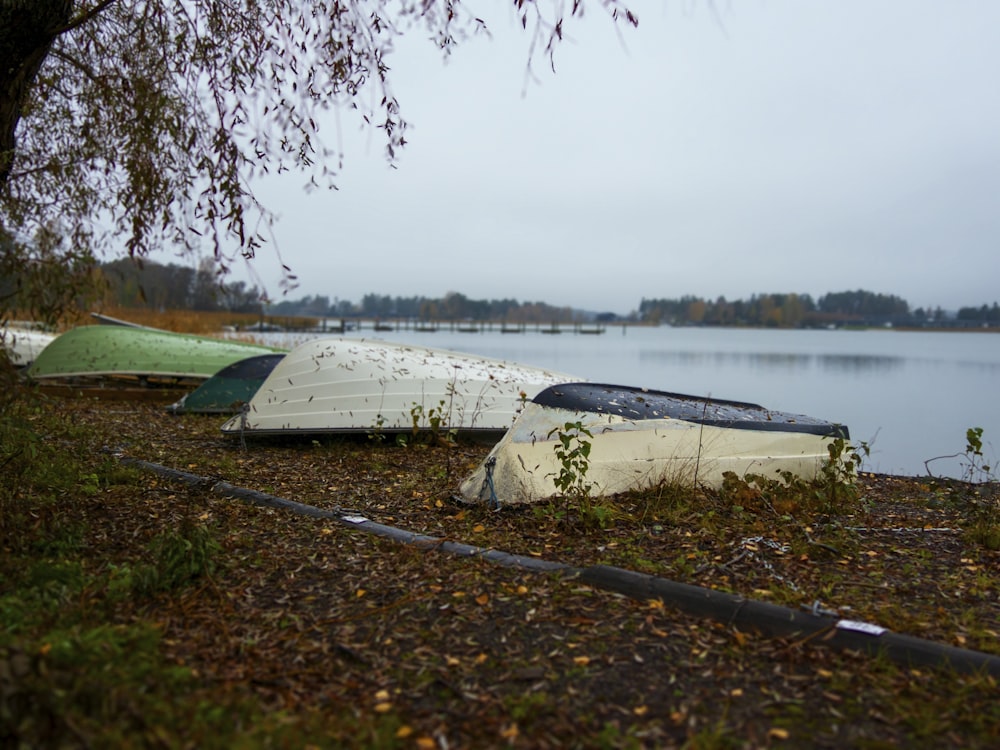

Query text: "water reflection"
[816, 354, 904, 373]
[954, 360, 1000, 373]
[640, 350, 905, 373]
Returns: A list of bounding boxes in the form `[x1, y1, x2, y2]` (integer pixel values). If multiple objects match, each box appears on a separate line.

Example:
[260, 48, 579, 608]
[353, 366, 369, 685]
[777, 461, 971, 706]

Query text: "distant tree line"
[639, 290, 928, 328]
[89, 260, 998, 328]
[98, 259, 262, 313]
[956, 302, 1000, 323]
[638, 291, 1000, 328]
[268, 291, 587, 324]
[273, 288, 997, 328]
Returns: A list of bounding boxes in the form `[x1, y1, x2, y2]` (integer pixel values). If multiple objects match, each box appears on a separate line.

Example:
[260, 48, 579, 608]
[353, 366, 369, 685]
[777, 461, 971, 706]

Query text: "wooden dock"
[249, 318, 612, 335]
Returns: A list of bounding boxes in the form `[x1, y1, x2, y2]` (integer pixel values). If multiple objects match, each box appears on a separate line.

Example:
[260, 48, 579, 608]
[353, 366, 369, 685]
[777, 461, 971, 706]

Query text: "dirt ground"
[31, 396, 1000, 747]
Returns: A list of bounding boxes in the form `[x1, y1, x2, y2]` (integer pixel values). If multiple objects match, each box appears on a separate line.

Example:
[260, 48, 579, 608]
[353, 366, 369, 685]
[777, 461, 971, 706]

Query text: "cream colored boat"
[459, 382, 850, 505]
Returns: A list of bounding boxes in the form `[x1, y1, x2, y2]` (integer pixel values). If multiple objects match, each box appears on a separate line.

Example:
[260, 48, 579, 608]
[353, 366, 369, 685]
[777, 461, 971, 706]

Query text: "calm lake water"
[257, 325, 1000, 480]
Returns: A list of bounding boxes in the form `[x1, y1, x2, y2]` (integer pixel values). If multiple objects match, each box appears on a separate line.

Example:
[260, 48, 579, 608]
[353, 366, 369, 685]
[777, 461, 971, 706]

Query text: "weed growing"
[921, 428, 1000, 549]
[546, 419, 617, 528]
[925, 426, 997, 484]
[398, 399, 457, 448]
[128, 521, 222, 596]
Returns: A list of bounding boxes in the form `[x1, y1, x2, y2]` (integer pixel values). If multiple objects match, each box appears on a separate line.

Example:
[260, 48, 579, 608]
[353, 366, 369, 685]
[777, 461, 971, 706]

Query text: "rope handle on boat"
[480, 456, 500, 510]
[238, 403, 250, 451]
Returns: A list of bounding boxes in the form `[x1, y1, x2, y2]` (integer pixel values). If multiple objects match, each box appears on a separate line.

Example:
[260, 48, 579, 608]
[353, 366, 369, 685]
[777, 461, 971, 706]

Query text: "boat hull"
[459, 383, 850, 504]
[220, 338, 578, 436]
[26, 325, 281, 382]
[2, 327, 56, 368]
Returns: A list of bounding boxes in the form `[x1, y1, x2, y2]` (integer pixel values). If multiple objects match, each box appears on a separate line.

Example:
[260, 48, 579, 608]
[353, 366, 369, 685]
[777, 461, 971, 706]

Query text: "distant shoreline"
[81, 307, 1000, 336]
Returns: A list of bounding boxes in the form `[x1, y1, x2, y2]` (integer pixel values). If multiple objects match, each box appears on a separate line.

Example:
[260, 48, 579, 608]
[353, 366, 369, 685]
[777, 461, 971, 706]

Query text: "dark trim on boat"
[210, 353, 285, 380]
[533, 382, 849, 438]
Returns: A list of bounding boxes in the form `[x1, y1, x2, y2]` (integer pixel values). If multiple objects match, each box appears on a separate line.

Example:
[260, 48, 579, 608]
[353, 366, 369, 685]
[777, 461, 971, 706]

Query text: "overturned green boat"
[26, 325, 282, 385]
[167, 353, 285, 414]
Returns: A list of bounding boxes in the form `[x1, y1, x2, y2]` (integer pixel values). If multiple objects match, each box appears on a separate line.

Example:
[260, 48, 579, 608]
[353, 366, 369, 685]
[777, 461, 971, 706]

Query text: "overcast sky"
[226, 1, 1000, 315]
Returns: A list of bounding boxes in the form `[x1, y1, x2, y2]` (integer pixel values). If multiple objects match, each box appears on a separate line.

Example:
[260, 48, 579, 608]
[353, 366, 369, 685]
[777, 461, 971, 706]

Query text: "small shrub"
[367, 413, 387, 443]
[961, 427, 994, 484]
[548, 421, 615, 528]
[818, 435, 868, 512]
[133, 521, 221, 596]
[924, 426, 996, 484]
[549, 420, 594, 499]
[716, 436, 867, 522]
[408, 400, 456, 446]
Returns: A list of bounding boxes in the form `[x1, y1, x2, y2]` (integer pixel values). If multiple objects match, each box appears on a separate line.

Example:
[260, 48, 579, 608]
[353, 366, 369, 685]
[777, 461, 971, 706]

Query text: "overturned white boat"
[459, 382, 850, 505]
[220, 338, 578, 437]
[1, 324, 56, 368]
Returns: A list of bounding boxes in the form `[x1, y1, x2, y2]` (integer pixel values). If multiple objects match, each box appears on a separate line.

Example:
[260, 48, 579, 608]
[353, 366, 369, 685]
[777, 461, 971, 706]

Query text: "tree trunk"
[0, 0, 73, 185]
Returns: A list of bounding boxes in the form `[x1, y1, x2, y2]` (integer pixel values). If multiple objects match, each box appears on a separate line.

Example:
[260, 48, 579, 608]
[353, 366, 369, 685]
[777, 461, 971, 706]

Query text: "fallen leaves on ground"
[19, 398, 1000, 747]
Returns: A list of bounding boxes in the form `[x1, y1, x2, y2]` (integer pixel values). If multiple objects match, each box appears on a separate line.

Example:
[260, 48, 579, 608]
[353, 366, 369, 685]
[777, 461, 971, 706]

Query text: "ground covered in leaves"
[3, 394, 1000, 748]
